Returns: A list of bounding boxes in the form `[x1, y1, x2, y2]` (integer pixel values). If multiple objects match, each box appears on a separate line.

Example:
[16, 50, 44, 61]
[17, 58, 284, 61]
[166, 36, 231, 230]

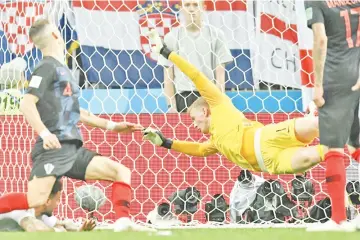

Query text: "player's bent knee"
[104, 161, 131, 184]
[309, 155, 322, 166]
[296, 116, 318, 130]
[294, 117, 319, 143]
[293, 157, 320, 173]
[85, 156, 131, 184]
[114, 163, 131, 184]
[27, 176, 56, 208]
[303, 152, 322, 168]
[291, 147, 323, 173]
[27, 192, 49, 208]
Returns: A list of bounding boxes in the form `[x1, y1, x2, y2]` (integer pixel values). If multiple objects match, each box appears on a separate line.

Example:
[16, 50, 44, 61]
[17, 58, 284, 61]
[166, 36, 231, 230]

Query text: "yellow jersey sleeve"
[172, 140, 218, 157]
[168, 52, 228, 108]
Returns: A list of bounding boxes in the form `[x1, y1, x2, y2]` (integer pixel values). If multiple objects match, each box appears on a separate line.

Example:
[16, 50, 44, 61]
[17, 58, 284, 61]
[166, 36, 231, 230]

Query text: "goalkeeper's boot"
[114, 217, 157, 232]
[306, 219, 356, 232]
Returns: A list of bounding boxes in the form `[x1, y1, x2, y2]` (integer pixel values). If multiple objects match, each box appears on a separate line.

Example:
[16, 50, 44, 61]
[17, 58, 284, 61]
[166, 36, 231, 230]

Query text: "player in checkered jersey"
[0, 19, 154, 232]
[159, 0, 233, 113]
[305, 0, 360, 231]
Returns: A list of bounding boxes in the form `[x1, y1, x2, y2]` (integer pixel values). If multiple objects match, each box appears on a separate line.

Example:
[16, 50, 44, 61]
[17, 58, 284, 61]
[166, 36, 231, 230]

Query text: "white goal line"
[90, 221, 310, 230]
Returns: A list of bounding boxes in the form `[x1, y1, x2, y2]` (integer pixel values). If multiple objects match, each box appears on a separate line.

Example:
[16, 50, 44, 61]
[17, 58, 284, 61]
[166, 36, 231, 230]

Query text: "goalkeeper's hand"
[142, 128, 173, 149]
[147, 29, 163, 54]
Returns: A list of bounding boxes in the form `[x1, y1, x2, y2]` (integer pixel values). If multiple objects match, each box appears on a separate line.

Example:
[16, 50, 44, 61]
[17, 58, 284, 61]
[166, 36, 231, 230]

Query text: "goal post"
[0, 0, 358, 227]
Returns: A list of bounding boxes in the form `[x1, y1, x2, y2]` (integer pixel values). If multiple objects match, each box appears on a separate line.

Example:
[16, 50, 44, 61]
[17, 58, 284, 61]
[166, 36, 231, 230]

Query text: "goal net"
[0, 0, 359, 228]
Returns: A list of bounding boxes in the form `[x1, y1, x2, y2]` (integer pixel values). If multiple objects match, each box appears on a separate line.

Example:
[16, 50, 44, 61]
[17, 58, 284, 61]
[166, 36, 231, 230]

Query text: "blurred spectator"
[158, 0, 233, 113]
[0, 58, 27, 115]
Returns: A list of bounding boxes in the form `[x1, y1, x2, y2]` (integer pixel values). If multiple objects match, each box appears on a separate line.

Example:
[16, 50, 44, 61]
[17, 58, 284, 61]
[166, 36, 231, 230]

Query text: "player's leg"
[84, 156, 132, 221]
[260, 117, 321, 173]
[64, 148, 152, 232]
[64, 149, 131, 219]
[0, 143, 78, 213]
[261, 118, 318, 152]
[293, 116, 319, 144]
[27, 176, 57, 208]
[274, 145, 327, 174]
[348, 102, 360, 161]
[318, 89, 358, 225]
[85, 156, 131, 182]
[0, 176, 56, 214]
[347, 101, 360, 231]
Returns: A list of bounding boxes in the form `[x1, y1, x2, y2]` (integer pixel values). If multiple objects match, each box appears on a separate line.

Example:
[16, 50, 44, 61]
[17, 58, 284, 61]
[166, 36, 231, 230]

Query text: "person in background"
[159, 0, 233, 113]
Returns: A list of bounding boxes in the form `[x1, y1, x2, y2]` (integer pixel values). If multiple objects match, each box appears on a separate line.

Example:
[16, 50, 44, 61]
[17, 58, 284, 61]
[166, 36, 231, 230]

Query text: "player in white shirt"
[0, 179, 95, 232]
[160, 0, 233, 113]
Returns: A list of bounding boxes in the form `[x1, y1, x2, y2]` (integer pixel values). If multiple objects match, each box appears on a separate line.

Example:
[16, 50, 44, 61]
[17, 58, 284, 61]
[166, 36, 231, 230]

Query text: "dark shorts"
[319, 87, 360, 148]
[349, 102, 360, 148]
[29, 140, 98, 181]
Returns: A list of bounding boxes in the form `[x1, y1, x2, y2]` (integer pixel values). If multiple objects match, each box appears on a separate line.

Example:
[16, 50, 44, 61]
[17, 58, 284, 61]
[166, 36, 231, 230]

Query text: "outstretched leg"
[64, 150, 132, 221]
[290, 146, 327, 173]
[294, 116, 319, 144]
[67, 151, 154, 232]
[84, 156, 154, 232]
[274, 145, 327, 174]
[84, 156, 131, 221]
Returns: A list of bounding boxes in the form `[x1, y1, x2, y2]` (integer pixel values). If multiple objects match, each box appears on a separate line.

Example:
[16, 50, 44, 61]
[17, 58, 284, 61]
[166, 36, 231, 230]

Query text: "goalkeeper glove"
[142, 128, 173, 149]
[147, 29, 172, 59]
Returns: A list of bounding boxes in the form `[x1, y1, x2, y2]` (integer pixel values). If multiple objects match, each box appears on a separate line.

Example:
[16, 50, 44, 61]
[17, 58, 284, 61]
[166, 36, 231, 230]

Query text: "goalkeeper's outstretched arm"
[172, 140, 218, 157]
[159, 46, 227, 108]
[143, 128, 218, 157]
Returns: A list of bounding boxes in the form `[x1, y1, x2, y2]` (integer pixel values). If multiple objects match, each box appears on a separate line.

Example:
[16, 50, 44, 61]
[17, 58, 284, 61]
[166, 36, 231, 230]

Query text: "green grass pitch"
[1, 229, 359, 240]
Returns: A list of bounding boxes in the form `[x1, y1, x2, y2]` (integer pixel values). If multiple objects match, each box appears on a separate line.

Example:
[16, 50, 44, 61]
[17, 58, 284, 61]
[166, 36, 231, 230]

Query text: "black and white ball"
[75, 185, 106, 212]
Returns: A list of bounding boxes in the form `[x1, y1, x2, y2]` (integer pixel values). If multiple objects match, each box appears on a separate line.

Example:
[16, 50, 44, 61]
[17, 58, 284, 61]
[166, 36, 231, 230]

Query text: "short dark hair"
[29, 19, 51, 47]
[49, 179, 63, 198]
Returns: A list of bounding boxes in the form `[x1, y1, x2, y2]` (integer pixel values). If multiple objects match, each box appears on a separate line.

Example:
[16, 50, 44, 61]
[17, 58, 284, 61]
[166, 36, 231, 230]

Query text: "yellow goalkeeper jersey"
[169, 53, 264, 171]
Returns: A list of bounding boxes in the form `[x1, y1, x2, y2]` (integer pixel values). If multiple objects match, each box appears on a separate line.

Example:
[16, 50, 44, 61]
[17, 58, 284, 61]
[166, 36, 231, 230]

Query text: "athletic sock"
[351, 148, 360, 163]
[0, 193, 29, 213]
[112, 182, 131, 219]
[325, 151, 346, 224]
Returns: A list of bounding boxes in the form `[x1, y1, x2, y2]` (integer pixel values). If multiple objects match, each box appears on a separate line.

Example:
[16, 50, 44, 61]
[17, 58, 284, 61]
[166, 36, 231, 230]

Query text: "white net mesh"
[0, 0, 359, 229]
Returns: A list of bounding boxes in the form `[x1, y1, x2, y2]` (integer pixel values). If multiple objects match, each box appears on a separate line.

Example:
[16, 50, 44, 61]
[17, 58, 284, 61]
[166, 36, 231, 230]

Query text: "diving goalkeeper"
[143, 30, 326, 175]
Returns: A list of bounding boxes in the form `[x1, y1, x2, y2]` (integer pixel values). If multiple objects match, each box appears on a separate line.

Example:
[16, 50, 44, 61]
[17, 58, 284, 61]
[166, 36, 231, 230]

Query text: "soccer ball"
[75, 185, 106, 212]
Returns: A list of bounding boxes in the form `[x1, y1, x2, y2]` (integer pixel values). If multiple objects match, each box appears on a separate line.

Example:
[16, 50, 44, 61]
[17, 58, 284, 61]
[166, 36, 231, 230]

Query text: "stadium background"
[0, 0, 342, 223]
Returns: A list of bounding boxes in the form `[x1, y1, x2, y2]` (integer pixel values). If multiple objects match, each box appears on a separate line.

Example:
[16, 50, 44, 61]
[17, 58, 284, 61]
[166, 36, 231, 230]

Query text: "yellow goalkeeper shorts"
[254, 119, 312, 174]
